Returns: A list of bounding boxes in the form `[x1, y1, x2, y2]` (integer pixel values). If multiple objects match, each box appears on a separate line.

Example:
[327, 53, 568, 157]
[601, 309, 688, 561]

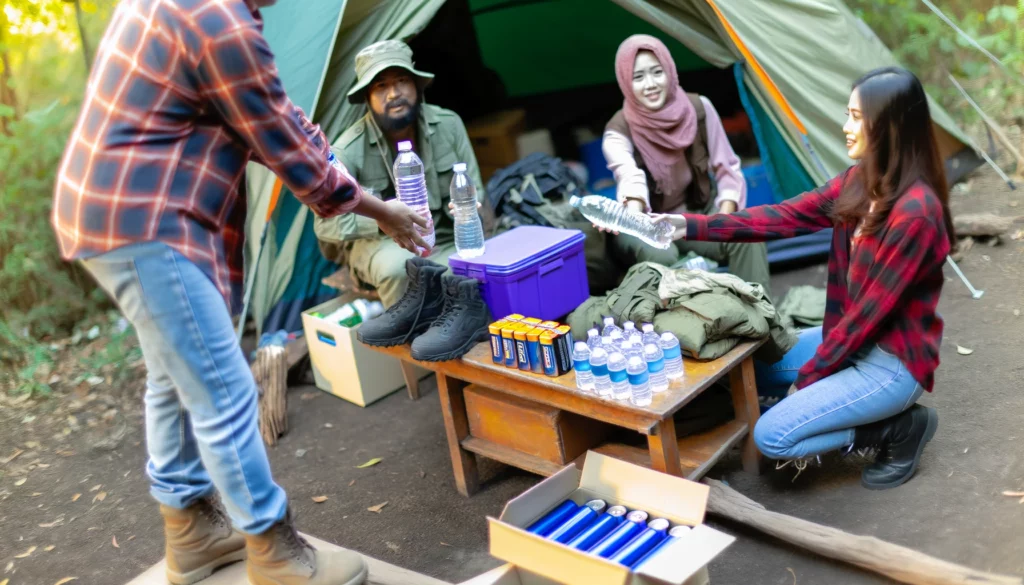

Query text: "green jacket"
[313, 103, 485, 243]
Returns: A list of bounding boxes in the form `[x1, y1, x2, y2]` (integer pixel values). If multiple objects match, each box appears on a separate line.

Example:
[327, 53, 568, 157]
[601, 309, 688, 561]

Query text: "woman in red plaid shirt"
[654, 67, 954, 490]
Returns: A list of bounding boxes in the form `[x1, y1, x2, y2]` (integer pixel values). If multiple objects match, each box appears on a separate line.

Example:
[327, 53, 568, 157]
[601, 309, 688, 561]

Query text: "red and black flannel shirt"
[685, 167, 950, 392]
[53, 0, 361, 312]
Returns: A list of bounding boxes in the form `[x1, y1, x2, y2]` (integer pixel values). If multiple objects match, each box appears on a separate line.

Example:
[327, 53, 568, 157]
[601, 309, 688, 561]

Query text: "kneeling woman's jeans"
[752, 327, 923, 460]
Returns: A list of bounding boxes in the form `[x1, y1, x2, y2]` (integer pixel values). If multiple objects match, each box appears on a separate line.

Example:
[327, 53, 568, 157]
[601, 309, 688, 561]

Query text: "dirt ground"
[2, 167, 1022, 585]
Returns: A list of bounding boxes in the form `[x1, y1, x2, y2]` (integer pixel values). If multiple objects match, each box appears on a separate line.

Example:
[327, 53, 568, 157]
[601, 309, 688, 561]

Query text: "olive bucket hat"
[346, 39, 435, 105]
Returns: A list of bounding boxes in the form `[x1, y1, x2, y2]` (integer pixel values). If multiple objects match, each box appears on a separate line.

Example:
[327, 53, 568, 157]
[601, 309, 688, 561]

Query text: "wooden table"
[366, 340, 764, 496]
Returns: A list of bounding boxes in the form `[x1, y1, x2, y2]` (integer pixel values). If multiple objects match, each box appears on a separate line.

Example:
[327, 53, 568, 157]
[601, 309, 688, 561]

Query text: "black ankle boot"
[356, 258, 446, 347]
[410, 275, 491, 362]
[853, 404, 938, 490]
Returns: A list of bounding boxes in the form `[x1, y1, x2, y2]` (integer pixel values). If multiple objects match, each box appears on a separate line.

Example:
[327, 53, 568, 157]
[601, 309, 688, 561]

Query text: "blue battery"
[546, 499, 606, 543]
[587, 510, 649, 558]
[633, 525, 691, 569]
[609, 518, 670, 567]
[526, 500, 580, 537]
[567, 505, 627, 550]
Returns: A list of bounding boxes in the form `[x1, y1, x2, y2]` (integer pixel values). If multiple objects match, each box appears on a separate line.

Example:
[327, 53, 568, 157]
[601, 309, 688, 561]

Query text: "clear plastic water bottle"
[600, 335, 615, 352]
[645, 343, 668, 393]
[590, 347, 611, 396]
[450, 163, 485, 258]
[621, 338, 644, 363]
[601, 316, 621, 338]
[608, 352, 630, 400]
[569, 195, 673, 249]
[572, 342, 595, 392]
[393, 141, 435, 250]
[641, 323, 660, 348]
[586, 328, 602, 351]
[660, 332, 684, 380]
[609, 329, 625, 349]
[628, 356, 652, 406]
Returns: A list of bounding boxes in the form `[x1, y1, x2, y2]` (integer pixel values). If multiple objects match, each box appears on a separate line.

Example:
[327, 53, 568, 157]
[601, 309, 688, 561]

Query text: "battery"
[587, 510, 649, 558]
[555, 324, 575, 351]
[567, 505, 627, 550]
[546, 499, 607, 544]
[526, 500, 579, 537]
[609, 518, 670, 567]
[540, 329, 572, 377]
[504, 314, 525, 323]
[514, 328, 531, 371]
[539, 320, 561, 330]
[522, 317, 543, 328]
[500, 323, 521, 368]
[488, 320, 507, 364]
[632, 525, 691, 569]
[526, 328, 544, 374]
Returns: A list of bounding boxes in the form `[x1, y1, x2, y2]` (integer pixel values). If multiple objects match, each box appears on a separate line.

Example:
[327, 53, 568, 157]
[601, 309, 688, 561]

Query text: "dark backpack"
[486, 153, 584, 230]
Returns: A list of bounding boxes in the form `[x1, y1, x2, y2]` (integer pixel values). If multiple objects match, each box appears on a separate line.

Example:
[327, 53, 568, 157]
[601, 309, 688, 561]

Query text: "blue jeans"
[752, 327, 924, 459]
[83, 242, 287, 534]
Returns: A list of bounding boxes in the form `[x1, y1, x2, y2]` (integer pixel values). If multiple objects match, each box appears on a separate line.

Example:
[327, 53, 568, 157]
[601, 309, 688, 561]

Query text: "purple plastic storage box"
[448, 226, 588, 321]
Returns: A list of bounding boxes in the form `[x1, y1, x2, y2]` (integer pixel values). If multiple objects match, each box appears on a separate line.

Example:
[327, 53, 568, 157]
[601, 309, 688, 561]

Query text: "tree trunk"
[73, 0, 93, 75]
[0, 27, 17, 135]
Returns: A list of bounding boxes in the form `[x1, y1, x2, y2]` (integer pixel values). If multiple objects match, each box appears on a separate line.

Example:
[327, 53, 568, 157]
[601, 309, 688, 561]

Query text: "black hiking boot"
[853, 404, 938, 490]
[410, 275, 491, 362]
[356, 258, 446, 347]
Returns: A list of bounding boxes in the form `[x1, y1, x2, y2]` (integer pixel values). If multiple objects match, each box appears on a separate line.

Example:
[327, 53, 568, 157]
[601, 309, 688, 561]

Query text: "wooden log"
[254, 345, 289, 446]
[703, 478, 1023, 585]
[953, 213, 1024, 238]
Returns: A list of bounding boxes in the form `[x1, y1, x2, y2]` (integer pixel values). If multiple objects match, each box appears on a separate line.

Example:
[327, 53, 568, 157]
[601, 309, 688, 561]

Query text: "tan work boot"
[246, 510, 367, 585]
[161, 497, 247, 585]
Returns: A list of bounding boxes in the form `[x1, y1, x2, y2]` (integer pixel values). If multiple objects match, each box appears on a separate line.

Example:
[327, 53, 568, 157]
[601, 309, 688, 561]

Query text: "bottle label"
[647, 357, 665, 373]
[574, 359, 592, 372]
[609, 368, 628, 384]
[662, 345, 682, 359]
[628, 371, 650, 385]
[591, 363, 609, 378]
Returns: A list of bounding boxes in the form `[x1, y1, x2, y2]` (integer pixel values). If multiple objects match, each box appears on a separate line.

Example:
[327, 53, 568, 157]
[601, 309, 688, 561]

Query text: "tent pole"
[919, 0, 1023, 83]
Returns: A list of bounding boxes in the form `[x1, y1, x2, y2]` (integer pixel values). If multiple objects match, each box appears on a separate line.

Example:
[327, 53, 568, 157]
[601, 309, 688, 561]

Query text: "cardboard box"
[464, 385, 612, 465]
[487, 452, 734, 585]
[468, 109, 527, 168]
[462, 564, 563, 585]
[301, 296, 429, 407]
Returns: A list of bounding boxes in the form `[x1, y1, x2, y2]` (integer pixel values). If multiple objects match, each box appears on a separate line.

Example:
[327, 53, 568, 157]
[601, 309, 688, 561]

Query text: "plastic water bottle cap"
[574, 341, 589, 352]
[628, 356, 645, 368]
[642, 324, 654, 333]
[453, 162, 467, 172]
[588, 328, 599, 336]
[397, 140, 413, 152]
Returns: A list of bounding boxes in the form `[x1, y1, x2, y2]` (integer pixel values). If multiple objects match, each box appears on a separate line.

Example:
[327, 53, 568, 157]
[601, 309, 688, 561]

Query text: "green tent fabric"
[245, 0, 980, 335]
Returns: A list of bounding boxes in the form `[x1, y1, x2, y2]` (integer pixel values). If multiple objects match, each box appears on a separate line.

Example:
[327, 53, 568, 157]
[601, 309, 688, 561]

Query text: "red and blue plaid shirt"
[685, 167, 950, 392]
[53, 0, 361, 311]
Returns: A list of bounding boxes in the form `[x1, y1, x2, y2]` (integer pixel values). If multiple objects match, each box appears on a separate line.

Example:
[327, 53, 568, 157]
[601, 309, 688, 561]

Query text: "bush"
[0, 99, 107, 363]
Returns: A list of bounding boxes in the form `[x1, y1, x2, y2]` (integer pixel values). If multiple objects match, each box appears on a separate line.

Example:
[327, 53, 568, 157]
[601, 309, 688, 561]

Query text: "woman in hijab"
[601, 34, 771, 297]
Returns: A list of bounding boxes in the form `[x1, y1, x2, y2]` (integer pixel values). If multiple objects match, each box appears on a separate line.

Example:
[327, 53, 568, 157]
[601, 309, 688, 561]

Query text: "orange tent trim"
[705, 0, 807, 136]
[266, 178, 284, 222]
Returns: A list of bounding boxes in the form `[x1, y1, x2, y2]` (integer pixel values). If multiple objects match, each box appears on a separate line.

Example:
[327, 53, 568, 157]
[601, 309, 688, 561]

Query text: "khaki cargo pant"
[345, 236, 458, 308]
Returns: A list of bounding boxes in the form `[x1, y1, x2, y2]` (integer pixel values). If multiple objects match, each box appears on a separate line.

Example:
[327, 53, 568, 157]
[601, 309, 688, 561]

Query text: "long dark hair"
[833, 66, 955, 244]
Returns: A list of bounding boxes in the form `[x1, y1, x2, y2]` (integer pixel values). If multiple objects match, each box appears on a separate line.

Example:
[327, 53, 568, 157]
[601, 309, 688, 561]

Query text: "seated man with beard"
[315, 40, 485, 308]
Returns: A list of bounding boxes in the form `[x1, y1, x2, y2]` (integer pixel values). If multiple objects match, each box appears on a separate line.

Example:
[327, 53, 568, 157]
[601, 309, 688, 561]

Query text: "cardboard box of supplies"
[487, 452, 734, 585]
[301, 296, 428, 407]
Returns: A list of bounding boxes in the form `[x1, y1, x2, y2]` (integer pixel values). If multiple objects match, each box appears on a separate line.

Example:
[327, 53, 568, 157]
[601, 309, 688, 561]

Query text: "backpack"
[486, 153, 584, 230]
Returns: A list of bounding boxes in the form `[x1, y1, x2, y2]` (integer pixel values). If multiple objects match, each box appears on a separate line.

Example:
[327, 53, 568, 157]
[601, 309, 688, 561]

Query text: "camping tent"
[245, 0, 981, 335]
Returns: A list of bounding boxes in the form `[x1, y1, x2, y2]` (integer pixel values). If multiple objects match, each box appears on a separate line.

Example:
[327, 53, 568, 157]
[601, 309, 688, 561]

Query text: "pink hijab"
[614, 34, 697, 198]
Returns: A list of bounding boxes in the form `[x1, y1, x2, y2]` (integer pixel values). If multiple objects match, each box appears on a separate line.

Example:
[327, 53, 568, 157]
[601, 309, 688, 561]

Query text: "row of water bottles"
[572, 317, 684, 407]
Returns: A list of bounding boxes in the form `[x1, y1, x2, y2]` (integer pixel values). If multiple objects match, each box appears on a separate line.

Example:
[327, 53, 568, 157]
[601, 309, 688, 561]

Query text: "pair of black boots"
[356, 258, 492, 362]
[852, 404, 939, 490]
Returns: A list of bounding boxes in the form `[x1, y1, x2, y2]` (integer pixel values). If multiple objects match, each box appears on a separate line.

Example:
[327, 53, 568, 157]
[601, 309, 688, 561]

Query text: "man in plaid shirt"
[53, 1, 426, 583]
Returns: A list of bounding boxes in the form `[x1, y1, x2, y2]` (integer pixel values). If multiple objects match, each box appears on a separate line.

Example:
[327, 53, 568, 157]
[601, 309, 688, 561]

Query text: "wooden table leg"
[647, 417, 683, 477]
[730, 357, 763, 474]
[435, 373, 480, 496]
[400, 361, 421, 400]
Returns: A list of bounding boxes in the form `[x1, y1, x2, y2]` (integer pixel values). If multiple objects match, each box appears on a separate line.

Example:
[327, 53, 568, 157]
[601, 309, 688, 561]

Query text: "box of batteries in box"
[487, 452, 735, 585]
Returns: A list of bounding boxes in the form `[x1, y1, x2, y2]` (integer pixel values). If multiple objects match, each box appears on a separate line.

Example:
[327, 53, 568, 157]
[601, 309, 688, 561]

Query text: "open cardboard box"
[487, 452, 735, 585]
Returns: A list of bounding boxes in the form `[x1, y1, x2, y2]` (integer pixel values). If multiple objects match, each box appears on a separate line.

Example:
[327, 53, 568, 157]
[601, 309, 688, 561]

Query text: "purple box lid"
[448, 226, 585, 277]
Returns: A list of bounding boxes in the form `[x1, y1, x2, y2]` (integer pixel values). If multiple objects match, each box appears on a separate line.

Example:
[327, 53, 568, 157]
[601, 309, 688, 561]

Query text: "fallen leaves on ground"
[44, 545, 56, 552]
[89, 484, 101, 492]
[956, 345, 974, 355]
[311, 495, 329, 503]
[1002, 490, 1024, 504]
[71, 493, 81, 502]
[54, 578, 78, 585]
[1, 449, 24, 465]
[324, 423, 333, 428]
[348, 479, 356, 487]
[39, 517, 64, 528]
[4, 562, 11, 572]
[356, 458, 382, 469]
[15, 545, 37, 558]
[367, 502, 388, 513]
[14, 478, 26, 486]
[112, 536, 119, 548]
[1, 578, 7, 585]
[93, 491, 107, 503]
